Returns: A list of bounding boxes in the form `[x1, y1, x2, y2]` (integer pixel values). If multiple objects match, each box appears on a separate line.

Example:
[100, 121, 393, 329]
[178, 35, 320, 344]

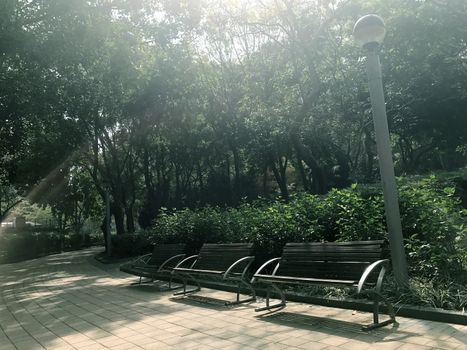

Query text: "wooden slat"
[283, 245, 383, 253]
[277, 265, 365, 280]
[194, 243, 253, 271]
[255, 274, 358, 285]
[269, 240, 385, 284]
[285, 240, 384, 247]
[174, 267, 223, 275]
[147, 243, 186, 266]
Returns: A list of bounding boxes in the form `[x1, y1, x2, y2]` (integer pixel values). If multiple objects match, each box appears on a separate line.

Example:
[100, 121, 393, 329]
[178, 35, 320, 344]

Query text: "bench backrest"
[147, 243, 186, 266]
[276, 240, 386, 282]
[194, 243, 254, 271]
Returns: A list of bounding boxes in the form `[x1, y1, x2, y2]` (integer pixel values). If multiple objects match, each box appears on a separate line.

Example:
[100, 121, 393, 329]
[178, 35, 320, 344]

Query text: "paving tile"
[401, 343, 438, 350]
[258, 343, 290, 350]
[141, 343, 176, 350]
[71, 339, 101, 349]
[110, 342, 144, 350]
[425, 339, 467, 350]
[0, 248, 465, 350]
[95, 335, 128, 347]
[0, 344, 16, 350]
[279, 336, 314, 347]
[338, 340, 373, 350]
[11, 339, 45, 350]
[319, 335, 352, 347]
[297, 342, 329, 350]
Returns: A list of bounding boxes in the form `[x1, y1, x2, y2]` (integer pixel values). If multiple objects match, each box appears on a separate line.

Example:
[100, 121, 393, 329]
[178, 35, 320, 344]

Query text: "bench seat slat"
[173, 243, 256, 304]
[119, 243, 187, 282]
[283, 244, 383, 251]
[194, 244, 254, 271]
[276, 261, 372, 280]
[254, 240, 387, 288]
[147, 244, 186, 266]
[174, 267, 224, 275]
[285, 240, 384, 247]
[282, 253, 382, 260]
[252, 240, 395, 330]
[255, 274, 358, 285]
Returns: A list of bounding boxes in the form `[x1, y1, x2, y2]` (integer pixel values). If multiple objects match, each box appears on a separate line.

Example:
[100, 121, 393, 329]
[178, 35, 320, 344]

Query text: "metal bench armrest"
[132, 253, 153, 265]
[223, 256, 255, 279]
[357, 259, 389, 294]
[157, 254, 186, 272]
[251, 257, 282, 283]
[173, 255, 199, 272]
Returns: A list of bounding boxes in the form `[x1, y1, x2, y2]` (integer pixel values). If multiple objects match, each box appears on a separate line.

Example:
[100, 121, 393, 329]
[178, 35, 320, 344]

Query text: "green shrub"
[385, 276, 467, 311]
[398, 176, 466, 281]
[150, 207, 241, 254]
[83, 233, 92, 247]
[0, 231, 94, 264]
[323, 186, 386, 242]
[64, 234, 84, 251]
[110, 233, 154, 258]
[146, 174, 466, 284]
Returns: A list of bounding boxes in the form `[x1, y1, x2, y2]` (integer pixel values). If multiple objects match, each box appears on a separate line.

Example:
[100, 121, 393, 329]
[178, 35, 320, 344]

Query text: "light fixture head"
[353, 14, 386, 48]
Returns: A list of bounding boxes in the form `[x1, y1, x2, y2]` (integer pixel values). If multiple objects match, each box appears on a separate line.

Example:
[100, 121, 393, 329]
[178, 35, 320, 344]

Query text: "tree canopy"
[1, 0, 466, 234]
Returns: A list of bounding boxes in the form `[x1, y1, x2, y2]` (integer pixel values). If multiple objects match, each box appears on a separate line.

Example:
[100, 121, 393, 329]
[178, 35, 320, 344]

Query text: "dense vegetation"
[1, 0, 466, 233]
[110, 173, 467, 310]
[147, 174, 467, 278]
[0, 0, 466, 308]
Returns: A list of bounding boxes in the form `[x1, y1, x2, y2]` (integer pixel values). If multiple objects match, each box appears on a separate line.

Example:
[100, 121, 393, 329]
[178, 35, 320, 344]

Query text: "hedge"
[132, 175, 466, 282]
[0, 232, 98, 264]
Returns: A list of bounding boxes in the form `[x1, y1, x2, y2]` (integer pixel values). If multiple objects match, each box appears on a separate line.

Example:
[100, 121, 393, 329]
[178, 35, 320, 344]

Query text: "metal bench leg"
[167, 275, 183, 291]
[255, 283, 286, 312]
[173, 274, 201, 296]
[361, 292, 397, 331]
[225, 279, 256, 306]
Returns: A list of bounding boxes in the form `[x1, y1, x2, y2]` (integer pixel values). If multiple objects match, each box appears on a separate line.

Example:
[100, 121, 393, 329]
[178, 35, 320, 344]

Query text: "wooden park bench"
[172, 243, 256, 305]
[120, 243, 186, 289]
[251, 240, 396, 330]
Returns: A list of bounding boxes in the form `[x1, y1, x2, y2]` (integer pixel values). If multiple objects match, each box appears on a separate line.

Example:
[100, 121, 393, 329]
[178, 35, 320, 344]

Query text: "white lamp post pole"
[353, 15, 409, 286]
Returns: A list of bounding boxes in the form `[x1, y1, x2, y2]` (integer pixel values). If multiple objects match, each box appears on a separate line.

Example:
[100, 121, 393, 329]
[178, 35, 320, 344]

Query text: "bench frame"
[251, 241, 396, 331]
[172, 244, 256, 305]
[120, 244, 186, 290]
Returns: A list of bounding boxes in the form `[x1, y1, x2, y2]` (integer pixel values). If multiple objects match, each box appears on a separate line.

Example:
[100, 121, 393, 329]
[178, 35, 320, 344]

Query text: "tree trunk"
[295, 157, 310, 191]
[125, 206, 135, 233]
[262, 166, 268, 195]
[100, 215, 109, 253]
[269, 155, 289, 201]
[232, 146, 241, 201]
[364, 129, 375, 180]
[175, 166, 181, 207]
[197, 162, 204, 189]
[112, 204, 125, 235]
[291, 135, 326, 194]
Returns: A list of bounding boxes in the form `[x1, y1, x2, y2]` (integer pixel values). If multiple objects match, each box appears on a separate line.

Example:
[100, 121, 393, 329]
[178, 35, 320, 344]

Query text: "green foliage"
[322, 188, 386, 242]
[0, 231, 96, 264]
[387, 277, 467, 311]
[3, 0, 466, 240]
[146, 174, 466, 283]
[110, 233, 154, 258]
[150, 207, 240, 255]
[398, 176, 466, 281]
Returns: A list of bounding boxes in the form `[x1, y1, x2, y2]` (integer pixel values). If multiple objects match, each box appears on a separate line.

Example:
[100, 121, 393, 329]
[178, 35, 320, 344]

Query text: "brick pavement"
[0, 248, 465, 350]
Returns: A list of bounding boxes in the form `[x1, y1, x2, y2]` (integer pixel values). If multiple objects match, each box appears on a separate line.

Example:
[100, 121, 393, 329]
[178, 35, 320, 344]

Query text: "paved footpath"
[0, 248, 465, 350]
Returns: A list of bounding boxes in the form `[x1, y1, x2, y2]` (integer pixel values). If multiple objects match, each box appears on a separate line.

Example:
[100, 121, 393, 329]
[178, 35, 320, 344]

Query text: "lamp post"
[353, 15, 409, 286]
